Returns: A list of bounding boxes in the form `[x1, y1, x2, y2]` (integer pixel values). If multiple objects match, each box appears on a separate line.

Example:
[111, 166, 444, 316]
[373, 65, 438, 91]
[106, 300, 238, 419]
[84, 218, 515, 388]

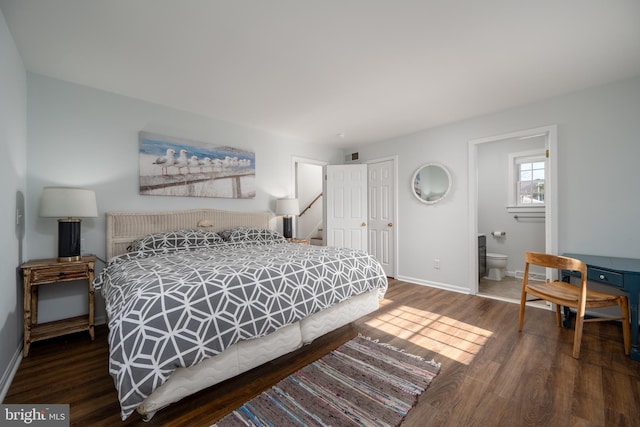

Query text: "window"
[517, 158, 545, 205]
[507, 150, 546, 211]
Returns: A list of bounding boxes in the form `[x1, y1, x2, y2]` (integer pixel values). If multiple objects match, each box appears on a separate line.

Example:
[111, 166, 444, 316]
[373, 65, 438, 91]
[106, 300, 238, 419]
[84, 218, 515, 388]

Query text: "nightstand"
[20, 255, 96, 357]
[287, 238, 310, 245]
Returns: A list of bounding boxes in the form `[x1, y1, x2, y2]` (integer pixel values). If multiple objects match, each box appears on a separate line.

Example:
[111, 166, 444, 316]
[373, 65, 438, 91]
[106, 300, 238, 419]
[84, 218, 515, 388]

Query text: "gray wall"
[352, 75, 640, 292]
[0, 8, 27, 400]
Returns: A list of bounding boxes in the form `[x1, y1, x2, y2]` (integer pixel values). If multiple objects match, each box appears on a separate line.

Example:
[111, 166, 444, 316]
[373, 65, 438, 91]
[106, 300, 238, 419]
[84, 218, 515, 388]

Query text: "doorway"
[468, 125, 558, 299]
[292, 157, 326, 243]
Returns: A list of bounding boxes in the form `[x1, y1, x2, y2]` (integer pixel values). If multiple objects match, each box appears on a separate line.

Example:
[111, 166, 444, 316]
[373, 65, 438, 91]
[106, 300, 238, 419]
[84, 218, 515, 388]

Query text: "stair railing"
[299, 192, 323, 217]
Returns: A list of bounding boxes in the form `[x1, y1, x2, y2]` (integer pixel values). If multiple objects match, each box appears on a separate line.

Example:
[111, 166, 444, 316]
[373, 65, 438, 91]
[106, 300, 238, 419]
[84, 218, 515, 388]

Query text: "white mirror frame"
[411, 162, 452, 204]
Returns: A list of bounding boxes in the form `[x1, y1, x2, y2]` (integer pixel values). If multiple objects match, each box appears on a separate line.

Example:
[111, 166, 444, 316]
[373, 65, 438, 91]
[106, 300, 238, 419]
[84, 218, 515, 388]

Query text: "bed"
[95, 209, 388, 421]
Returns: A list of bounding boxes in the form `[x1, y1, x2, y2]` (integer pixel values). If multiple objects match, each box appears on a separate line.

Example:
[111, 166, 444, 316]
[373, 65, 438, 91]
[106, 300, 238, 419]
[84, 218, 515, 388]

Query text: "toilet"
[485, 253, 508, 281]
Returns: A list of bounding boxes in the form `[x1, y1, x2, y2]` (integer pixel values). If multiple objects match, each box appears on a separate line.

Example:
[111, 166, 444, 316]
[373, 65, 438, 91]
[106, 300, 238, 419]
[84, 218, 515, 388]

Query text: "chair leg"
[555, 304, 562, 327]
[572, 304, 587, 359]
[572, 316, 584, 359]
[620, 296, 631, 356]
[518, 290, 527, 332]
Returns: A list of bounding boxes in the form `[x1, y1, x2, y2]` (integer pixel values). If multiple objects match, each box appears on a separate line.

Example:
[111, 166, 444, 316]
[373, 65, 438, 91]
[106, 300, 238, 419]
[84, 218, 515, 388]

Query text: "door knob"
[388, 223, 393, 227]
[361, 222, 367, 227]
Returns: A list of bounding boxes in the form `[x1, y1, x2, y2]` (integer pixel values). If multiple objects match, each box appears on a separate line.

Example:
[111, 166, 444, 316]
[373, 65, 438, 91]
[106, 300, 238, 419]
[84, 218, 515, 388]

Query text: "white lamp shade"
[275, 198, 299, 216]
[40, 187, 98, 218]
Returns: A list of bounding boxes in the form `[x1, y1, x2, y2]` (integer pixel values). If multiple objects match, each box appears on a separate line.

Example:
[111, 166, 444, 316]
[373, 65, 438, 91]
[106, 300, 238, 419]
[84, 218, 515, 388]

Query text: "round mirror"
[411, 163, 452, 204]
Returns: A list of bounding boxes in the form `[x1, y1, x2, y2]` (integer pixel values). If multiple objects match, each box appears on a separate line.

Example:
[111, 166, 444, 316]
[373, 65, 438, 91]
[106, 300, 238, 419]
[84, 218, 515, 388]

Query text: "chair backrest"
[524, 251, 587, 280]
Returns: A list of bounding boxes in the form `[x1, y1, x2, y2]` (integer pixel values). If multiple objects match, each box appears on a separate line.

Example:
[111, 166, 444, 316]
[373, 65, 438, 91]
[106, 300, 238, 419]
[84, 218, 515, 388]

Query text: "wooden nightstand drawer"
[30, 264, 90, 284]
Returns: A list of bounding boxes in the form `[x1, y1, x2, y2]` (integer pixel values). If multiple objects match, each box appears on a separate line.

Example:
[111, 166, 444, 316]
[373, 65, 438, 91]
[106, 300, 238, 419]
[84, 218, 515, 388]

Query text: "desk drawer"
[587, 268, 624, 288]
[30, 265, 89, 284]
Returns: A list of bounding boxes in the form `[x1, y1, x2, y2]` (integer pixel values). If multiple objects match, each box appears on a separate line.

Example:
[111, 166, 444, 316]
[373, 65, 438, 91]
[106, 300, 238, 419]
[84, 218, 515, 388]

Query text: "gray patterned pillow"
[219, 227, 286, 244]
[127, 229, 225, 251]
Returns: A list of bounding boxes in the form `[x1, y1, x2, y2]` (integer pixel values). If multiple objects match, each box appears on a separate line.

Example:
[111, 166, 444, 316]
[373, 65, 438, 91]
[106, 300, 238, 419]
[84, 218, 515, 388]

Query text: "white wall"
[352, 75, 640, 292]
[0, 8, 27, 399]
[25, 73, 344, 324]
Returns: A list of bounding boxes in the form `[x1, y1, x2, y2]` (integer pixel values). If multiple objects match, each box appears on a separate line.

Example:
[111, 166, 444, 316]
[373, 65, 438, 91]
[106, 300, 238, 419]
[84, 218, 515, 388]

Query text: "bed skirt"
[137, 289, 380, 419]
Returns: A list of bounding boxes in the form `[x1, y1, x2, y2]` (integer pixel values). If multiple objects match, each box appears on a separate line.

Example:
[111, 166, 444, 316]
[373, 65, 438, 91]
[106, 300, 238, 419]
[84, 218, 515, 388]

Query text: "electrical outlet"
[434, 259, 440, 269]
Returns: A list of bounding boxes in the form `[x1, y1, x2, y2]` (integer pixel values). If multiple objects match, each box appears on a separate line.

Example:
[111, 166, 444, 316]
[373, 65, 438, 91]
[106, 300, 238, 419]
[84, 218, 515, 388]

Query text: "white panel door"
[368, 159, 395, 277]
[325, 164, 368, 251]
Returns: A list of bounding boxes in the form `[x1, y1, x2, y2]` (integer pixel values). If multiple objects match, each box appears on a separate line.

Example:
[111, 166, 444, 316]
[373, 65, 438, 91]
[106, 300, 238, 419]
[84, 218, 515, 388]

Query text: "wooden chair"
[518, 251, 631, 359]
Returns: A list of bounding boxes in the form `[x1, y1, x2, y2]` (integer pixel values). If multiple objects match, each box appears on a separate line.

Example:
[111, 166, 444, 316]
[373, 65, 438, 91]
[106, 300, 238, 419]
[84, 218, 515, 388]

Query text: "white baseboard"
[514, 270, 545, 281]
[0, 344, 22, 403]
[395, 275, 470, 294]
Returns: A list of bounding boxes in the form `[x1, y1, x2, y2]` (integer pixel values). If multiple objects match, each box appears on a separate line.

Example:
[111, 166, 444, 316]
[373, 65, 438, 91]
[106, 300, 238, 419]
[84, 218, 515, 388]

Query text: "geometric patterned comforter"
[93, 241, 388, 420]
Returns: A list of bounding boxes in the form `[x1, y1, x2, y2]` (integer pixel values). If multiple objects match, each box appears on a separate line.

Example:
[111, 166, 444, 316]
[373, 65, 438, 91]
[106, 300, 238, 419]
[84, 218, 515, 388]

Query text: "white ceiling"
[2, 1, 640, 148]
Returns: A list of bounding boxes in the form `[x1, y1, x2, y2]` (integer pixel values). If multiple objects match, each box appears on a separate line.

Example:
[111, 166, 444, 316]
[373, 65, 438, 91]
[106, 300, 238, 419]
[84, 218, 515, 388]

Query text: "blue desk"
[562, 253, 640, 361]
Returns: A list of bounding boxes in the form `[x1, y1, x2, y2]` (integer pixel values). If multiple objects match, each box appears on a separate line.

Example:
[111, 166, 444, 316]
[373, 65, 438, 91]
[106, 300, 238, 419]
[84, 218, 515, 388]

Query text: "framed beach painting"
[138, 131, 256, 198]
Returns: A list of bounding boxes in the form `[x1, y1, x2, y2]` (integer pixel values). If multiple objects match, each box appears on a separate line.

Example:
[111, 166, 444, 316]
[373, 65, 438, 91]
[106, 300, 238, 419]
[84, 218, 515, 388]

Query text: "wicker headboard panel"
[106, 209, 274, 260]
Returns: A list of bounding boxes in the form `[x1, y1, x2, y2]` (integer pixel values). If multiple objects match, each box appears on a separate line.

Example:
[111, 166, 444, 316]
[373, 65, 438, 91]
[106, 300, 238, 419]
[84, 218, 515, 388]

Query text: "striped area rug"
[214, 335, 441, 426]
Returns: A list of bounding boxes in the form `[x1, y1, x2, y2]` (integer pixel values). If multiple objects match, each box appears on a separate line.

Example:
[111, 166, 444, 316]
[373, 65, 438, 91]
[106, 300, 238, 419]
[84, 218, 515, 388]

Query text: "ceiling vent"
[344, 152, 360, 163]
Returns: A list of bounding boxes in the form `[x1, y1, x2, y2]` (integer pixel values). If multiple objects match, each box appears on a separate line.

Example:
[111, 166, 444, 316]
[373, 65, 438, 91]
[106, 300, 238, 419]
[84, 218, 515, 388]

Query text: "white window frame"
[507, 149, 547, 214]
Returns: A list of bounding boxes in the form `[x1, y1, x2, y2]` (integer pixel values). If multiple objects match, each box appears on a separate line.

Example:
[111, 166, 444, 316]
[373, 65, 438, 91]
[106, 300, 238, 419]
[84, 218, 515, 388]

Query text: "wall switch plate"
[434, 259, 440, 269]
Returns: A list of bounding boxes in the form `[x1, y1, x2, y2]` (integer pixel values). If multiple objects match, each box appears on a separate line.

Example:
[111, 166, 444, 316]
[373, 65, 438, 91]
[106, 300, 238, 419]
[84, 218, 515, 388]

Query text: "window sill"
[506, 206, 546, 214]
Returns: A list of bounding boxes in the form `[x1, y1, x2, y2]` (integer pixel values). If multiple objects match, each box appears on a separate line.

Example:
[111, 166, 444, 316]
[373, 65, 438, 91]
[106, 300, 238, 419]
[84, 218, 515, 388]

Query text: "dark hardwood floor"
[5, 279, 640, 426]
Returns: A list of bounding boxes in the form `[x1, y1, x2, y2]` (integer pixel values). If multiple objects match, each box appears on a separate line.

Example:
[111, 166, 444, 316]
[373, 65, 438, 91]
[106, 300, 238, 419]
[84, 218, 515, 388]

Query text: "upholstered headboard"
[106, 209, 274, 260]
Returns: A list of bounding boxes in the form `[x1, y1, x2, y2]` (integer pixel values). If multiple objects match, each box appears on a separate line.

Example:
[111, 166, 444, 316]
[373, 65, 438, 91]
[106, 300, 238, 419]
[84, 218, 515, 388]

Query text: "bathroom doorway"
[467, 125, 558, 301]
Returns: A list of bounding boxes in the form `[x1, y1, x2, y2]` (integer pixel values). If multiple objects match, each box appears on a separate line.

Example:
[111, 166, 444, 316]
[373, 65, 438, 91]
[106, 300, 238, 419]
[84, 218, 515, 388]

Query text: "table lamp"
[275, 198, 299, 239]
[40, 187, 98, 262]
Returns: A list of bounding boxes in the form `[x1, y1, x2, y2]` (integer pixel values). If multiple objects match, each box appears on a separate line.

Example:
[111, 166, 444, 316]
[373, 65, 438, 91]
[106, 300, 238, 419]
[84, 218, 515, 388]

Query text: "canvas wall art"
[138, 131, 256, 198]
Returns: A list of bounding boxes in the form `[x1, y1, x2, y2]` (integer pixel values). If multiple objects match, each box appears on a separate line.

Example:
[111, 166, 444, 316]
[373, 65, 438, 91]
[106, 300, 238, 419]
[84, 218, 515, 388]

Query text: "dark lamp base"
[58, 219, 82, 262]
[283, 216, 293, 239]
